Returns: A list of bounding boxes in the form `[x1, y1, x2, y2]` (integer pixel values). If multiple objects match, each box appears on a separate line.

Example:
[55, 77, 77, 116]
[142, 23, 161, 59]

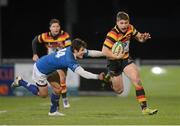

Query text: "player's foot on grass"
[142, 108, 158, 115]
[63, 98, 70, 109]
[48, 111, 65, 116]
[11, 76, 22, 88]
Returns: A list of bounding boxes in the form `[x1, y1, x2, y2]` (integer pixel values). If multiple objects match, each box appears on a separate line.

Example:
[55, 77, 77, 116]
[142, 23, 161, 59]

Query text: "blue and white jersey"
[36, 47, 79, 75]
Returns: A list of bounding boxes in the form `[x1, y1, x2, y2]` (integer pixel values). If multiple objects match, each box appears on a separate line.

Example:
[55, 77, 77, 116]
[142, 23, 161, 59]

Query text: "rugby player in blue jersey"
[11, 38, 105, 116]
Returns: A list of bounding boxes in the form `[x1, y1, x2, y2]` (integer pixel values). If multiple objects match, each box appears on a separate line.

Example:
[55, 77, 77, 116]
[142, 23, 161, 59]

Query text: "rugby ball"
[112, 41, 124, 55]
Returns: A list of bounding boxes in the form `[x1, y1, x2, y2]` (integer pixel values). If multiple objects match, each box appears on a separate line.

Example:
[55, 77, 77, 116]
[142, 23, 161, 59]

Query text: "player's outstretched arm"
[32, 36, 40, 61]
[85, 49, 104, 57]
[75, 66, 104, 80]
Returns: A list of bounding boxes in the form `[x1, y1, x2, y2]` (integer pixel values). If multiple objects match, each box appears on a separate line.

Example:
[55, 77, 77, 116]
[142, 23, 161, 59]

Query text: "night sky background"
[1, 0, 180, 59]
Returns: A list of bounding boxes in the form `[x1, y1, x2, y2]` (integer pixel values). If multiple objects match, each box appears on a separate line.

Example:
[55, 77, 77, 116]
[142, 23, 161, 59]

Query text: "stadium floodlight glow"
[151, 66, 166, 75]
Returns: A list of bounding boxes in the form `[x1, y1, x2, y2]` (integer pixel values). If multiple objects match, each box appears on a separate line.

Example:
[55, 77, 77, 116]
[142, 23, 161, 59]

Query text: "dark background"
[1, 0, 180, 59]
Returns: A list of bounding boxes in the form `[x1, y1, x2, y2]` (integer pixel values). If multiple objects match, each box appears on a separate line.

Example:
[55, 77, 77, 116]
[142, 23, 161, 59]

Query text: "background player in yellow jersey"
[102, 11, 158, 115]
[32, 19, 71, 109]
[32, 19, 105, 116]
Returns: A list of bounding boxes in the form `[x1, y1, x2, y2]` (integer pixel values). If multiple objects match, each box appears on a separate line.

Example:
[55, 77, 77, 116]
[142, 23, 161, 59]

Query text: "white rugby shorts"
[32, 63, 48, 86]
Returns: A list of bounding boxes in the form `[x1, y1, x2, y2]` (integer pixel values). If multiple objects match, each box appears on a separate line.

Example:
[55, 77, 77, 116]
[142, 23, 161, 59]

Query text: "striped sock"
[135, 86, 147, 110]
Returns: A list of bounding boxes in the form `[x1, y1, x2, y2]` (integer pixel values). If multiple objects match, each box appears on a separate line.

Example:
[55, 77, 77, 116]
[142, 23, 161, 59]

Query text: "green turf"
[0, 66, 180, 125]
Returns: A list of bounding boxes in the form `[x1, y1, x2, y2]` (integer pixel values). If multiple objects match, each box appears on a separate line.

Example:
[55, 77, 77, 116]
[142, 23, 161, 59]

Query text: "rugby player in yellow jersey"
[32, 19, 71, 109]
[102, 11, 158, 115]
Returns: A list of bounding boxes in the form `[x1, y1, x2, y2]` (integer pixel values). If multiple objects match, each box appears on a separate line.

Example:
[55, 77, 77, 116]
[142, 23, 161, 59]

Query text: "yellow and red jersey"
[103, 24, 138, 59]
[38, 30, 71, 53]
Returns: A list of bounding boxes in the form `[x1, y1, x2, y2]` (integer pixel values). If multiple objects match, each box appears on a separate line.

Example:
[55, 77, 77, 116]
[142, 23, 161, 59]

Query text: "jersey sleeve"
[83, 49, 104, 57]
[75, 66, 99, 79]
[32, 36, 39, 54]
[67, 59, 80, 72]
[38, 33, 46, 43]
[64, 32, 72, 47]
[103, 30, 117, 49]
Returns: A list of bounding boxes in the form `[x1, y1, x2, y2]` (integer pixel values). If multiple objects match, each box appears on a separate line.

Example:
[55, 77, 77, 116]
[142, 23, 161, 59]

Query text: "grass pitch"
[0, 66, 180, 125]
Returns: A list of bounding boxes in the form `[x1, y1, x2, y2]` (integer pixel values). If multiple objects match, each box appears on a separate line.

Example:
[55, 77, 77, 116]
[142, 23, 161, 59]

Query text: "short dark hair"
[72, 38, 87, 52]
[49, 19, 60, 26]
[116, 11, 129, 21]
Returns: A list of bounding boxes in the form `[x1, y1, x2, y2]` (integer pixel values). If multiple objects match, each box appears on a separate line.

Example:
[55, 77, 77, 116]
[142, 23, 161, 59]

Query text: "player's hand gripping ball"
[112, 41, 124, 55]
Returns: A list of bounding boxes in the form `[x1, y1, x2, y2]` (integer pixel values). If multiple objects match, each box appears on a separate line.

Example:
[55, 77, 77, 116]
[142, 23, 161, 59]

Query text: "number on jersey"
[55, 48, 66, 58]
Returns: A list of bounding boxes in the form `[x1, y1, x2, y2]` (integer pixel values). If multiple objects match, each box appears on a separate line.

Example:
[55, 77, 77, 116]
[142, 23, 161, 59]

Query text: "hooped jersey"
[38, 30, 71, 54]
[36, 47, 79, 75]
[103, 24, 138, 59]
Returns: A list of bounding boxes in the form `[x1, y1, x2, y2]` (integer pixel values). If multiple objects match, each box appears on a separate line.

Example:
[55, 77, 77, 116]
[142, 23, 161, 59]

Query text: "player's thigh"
[47, 71, 60, 84]
[47, 71, 62, 94]
[124, 63, 141, 83]
[32, 64, 49, 97]
[111, 75, 124, 91]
